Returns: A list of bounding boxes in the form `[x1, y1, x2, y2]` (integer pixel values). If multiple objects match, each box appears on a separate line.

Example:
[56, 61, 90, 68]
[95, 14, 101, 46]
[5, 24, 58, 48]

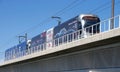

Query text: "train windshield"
[83, 16, 100, 27]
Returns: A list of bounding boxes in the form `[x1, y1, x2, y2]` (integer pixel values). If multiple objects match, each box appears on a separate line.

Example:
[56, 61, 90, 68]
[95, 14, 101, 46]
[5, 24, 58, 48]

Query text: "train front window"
[83, 16, 100, 27]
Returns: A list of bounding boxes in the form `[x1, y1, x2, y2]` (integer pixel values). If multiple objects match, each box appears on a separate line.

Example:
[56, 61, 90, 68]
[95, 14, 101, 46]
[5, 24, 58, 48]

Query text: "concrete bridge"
[0, 15, 120, 72]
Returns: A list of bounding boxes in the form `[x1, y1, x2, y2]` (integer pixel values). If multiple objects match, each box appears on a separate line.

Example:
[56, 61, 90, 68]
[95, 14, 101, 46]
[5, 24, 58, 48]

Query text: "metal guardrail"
[1, 15, 120, 64]
[28, 15, 120, 54]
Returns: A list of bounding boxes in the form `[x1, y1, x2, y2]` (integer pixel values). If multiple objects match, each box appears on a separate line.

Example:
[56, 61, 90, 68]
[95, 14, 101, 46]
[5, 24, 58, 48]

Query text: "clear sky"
[0, 0, 120, 60]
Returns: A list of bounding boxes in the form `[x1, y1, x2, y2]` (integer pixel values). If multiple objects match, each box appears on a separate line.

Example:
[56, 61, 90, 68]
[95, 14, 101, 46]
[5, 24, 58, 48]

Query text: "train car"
[31, 31, 46, 52]
[46, 28, 54, 48]
[54, 14, 100, 38]
[5, 46, 16, 61]
[53, 14, 100, 45]
[53, 16, 81, 46]
[5, 41, 27, 61]
[11, 46, 17, 59]
[54, 16, 80, 39]
[16, 41, 27, 57]
[5, 47, 11, 60]
[5, 48, 10, 61]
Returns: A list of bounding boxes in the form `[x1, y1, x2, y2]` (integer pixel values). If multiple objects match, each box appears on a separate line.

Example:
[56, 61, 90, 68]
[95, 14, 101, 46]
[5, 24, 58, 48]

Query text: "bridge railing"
[51, 15, 120, 48]
[1, 15, 120, 64]
[100, 15, 120, 32]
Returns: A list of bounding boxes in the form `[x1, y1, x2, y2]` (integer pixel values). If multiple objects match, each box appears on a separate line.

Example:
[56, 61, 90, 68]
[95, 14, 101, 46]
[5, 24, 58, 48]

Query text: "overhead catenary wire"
[91, 3, 111, 14]
[89, 1, 111, 13]
[54, 0, 79, 16]
[54, 0, 87, 16]
[89, 1, 120, 14]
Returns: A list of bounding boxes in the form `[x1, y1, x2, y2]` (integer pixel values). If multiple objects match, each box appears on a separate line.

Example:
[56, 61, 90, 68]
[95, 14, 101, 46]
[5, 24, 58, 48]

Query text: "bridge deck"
[0, 27, 120, 67]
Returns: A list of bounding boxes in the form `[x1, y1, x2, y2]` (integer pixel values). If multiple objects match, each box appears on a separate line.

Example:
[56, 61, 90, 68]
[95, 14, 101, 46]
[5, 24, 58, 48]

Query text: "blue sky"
[0, 0, 120, 60]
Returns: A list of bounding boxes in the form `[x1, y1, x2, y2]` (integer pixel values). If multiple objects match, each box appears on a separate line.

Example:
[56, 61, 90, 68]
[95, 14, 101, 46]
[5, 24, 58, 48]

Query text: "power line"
[93, 4, 111, 14]
[17, 18, 52, 35]
[55, 0, 87, 16]
[88, 0, 120, 16]
[89, 1, 111, 13]
[54, 0, 79, 16]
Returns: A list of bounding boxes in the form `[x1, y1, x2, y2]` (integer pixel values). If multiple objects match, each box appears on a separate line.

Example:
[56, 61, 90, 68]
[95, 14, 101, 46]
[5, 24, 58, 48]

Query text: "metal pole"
[51, 16, 61, 25]
[25, 33, 27, 42]
[111, 0, 115, 29]
[18, 33, 27, 44]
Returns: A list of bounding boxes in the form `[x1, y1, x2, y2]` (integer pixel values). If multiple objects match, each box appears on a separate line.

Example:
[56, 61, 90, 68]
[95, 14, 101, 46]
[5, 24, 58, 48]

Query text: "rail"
[1, 15, 120, 64]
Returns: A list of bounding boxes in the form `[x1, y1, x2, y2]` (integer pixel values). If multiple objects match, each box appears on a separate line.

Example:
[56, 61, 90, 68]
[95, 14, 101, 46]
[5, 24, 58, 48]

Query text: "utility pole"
[51, 16, 61, 25]
[111, 0, 115, 29]
[18, 33, 27, 44]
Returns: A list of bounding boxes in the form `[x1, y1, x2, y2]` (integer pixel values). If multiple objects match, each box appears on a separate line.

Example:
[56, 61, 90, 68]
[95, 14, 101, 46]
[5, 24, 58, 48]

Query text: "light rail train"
[5, 14, 100, 61]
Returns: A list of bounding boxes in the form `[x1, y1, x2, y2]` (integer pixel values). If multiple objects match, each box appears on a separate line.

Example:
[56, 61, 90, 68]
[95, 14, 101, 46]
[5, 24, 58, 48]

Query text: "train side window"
[78, 22, 82, 30]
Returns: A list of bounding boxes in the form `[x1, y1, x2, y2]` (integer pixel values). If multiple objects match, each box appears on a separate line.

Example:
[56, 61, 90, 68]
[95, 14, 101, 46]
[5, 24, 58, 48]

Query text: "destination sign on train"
[83, 16, 98, 20]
